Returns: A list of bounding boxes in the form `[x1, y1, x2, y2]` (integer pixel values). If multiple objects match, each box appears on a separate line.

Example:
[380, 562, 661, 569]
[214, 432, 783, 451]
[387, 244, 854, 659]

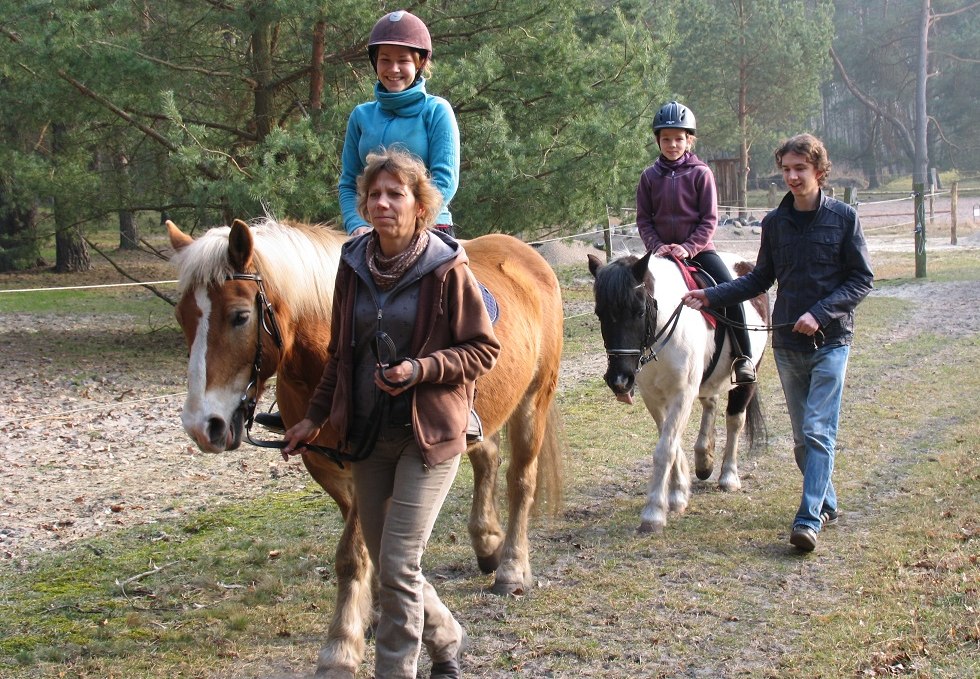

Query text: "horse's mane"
[172, 217, 347, 319]
[593, 255, 646, 314]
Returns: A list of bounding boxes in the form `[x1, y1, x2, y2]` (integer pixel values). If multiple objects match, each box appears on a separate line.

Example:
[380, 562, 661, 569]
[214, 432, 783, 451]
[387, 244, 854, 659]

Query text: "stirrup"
[731, 357, 756, 385]
[466, 409, 484, 443]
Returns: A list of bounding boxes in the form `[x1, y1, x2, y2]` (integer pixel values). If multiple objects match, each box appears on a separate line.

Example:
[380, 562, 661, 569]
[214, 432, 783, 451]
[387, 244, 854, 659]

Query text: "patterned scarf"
[366, 229, 430, 291]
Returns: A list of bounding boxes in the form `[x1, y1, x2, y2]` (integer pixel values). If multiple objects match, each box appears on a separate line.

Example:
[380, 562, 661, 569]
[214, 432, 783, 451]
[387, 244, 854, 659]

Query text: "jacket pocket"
[415, 383, 468, 448]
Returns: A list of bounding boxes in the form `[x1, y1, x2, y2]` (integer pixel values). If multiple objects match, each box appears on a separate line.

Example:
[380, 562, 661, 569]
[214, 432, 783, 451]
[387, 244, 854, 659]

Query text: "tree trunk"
[913, 0, 930, 187]
[251, 13, 275, 141]
[309, 19, 325, 130]
[52, 123, 90, 273]
[119, 210, 138, 249]
[0, 190, 42, 272]
[737, 73, 749, 220]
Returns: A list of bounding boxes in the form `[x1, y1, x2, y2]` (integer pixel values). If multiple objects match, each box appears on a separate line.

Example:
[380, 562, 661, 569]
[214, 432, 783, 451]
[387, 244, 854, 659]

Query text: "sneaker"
[789, 524, 818, 552]
[254, 411, 285, 433]
[820, 509, 840, 527]
[731, 357, 757, 385]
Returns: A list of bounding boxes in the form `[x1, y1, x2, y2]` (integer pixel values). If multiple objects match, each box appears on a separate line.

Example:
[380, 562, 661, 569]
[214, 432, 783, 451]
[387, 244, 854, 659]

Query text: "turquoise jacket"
[338, 78, 460, 233]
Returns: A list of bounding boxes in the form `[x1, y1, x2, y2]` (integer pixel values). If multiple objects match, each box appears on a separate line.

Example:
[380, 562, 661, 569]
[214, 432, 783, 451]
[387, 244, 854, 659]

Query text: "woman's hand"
[281, 418, 321, 459]
[349, 226, 372, 237]
[374, 358, 420, 397]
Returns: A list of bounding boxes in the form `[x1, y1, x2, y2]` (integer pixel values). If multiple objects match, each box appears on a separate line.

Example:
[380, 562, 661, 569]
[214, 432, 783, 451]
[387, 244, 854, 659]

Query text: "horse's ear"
[228, 219, 255, 272]
[631, 251, 652, 282]
[167, 220, 194, 252]
[587, 254, 604, 278]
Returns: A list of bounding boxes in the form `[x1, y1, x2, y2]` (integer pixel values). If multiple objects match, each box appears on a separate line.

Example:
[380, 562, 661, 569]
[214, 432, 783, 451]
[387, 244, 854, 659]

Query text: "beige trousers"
[353, 426, 464, 678]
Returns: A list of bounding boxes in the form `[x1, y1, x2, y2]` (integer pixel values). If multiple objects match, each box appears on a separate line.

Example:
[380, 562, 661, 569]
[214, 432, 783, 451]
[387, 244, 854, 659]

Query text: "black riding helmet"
[652, 101, 696, 134]
[367, 10, 432, 71]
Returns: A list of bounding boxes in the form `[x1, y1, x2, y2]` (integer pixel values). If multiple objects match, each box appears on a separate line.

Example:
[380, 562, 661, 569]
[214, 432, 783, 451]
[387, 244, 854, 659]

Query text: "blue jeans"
[773, 345, 850, 532]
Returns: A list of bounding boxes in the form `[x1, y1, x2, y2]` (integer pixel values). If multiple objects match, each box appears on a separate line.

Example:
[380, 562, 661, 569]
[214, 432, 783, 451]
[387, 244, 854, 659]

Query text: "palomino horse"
[168, 218, 563, 678]
[588, 251, 769, 534]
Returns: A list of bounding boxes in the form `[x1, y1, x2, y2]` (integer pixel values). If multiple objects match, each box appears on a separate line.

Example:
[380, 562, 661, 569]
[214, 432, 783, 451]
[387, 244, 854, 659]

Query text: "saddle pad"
[479, 282, 499, 325]
[669, 255, 716, 329]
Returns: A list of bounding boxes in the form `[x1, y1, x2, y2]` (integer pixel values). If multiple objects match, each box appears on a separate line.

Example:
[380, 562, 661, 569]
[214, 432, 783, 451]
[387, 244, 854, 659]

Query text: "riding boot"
[727, 327, 756, 385]
[255, 410, 285, 433]
[731, 356, 756, 385]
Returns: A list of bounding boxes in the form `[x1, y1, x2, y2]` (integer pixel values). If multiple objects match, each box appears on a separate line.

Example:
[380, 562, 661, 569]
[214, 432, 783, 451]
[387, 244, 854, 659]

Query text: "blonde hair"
[356, 147, 443, 232]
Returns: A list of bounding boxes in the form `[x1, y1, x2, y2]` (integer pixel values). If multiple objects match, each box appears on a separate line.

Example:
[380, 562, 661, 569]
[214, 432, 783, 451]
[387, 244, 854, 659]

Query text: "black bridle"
[226, 272, 284, 441]
[603, 281, 685, 372]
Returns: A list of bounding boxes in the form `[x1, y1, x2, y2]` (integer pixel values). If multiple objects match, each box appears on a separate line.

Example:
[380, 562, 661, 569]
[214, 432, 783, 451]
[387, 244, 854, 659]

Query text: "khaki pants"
[353, 426, 463, 678]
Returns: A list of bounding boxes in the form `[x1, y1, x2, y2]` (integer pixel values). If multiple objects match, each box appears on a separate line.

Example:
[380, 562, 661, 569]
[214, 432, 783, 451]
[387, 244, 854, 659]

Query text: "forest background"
[0, 0, 977, 273]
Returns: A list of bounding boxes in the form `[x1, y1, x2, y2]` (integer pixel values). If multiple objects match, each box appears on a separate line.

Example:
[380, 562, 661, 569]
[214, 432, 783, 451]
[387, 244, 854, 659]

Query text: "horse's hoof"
[477, 543, 504, 574]
[718, 482, 741, 493]
[490, 579, 527, 596]
[695, 468, 712, 481]
[637, 521, 664, 534]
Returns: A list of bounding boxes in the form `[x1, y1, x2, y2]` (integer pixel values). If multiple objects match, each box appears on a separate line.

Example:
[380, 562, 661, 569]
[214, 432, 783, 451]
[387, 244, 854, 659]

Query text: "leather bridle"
[603, 281, 684, 372]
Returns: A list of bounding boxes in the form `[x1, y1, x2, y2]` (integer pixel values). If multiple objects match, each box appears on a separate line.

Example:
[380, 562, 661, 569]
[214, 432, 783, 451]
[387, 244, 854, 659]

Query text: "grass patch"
[1, 245, 978, 678]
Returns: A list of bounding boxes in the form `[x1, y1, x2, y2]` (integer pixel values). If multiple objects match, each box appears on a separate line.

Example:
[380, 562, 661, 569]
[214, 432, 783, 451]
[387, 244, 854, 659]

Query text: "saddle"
[668, 255, 716, 329]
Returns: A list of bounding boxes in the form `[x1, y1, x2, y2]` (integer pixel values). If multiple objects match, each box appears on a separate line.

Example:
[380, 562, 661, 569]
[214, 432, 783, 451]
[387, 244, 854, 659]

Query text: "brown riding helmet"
[368, 10, 432, 69]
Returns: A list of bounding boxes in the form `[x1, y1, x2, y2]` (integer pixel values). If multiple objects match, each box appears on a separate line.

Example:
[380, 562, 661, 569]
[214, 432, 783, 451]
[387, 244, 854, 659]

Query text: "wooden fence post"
[604, 206, 616, 263]
[950, 181, 958, 245]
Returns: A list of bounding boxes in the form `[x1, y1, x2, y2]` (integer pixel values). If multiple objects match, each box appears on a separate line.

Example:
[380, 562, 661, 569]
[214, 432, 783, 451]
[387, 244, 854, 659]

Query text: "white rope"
[0, 280, 178, 294]
[0, 391, 188, 427]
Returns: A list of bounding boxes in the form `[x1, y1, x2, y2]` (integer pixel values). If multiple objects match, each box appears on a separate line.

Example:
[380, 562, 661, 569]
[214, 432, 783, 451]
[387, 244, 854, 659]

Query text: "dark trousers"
[691, 250, 751, 360]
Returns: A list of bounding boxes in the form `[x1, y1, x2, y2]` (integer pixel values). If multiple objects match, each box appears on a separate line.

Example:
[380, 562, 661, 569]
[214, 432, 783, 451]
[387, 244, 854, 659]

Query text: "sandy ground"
[1, 205, 978, 566]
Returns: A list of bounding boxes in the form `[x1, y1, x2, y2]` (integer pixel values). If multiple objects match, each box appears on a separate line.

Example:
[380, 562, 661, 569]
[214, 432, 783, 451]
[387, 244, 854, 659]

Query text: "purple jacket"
[636, 152, 718, 256]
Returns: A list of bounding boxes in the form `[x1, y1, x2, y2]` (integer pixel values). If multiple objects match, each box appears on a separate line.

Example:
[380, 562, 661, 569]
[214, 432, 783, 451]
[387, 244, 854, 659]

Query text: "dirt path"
[1, 229, 978, 565]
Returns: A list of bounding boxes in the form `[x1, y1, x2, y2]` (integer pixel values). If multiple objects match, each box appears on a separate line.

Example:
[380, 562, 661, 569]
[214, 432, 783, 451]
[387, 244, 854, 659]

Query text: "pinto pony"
[588, 251, 768, 534]
[169, 218, 563, 678]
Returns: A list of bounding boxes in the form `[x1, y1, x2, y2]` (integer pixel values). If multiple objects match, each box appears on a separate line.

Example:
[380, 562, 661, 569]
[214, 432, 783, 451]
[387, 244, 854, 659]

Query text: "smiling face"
[367, 169, 422, 255]
[779, 150, 824, 210]
[656, 128, 692, 161]
[374, 44, 420, 93]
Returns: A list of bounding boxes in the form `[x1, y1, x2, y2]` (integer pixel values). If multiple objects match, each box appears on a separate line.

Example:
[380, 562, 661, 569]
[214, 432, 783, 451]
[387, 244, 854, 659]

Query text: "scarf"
[366, 229, 430, 291]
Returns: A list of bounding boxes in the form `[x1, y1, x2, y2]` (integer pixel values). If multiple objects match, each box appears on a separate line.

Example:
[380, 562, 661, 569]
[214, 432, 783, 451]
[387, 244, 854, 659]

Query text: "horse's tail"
[533, 401, 565, 517]
[743, 383, 768, 453]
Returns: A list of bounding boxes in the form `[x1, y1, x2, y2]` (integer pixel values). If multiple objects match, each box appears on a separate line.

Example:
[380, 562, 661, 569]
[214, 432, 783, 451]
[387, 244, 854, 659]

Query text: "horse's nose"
[207, 416, 228, 447]
[605, 368, 634, 395]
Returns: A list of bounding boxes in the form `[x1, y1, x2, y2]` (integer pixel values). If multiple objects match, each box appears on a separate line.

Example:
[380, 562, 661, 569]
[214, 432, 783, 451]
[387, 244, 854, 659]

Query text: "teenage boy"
[682, 134, 874, 552]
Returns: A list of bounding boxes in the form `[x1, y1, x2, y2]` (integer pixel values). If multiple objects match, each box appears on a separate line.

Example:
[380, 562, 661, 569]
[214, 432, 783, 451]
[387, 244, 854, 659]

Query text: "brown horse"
[168, 217, 563, 678]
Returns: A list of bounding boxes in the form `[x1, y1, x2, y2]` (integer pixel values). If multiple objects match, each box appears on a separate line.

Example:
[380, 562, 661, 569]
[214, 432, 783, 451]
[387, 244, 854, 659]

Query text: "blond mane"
[171, 217, 347, 320]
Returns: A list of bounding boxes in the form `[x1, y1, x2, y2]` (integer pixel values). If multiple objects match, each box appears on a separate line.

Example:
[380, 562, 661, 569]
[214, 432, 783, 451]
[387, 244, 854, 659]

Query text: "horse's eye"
[232, 310, 250, 327]
[633, 307, 645, 319]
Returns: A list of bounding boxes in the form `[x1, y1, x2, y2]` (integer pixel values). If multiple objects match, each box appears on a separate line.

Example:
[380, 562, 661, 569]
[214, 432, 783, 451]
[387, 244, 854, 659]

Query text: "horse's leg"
[718, 385, 753, 492]
[694, 395, 718, 481]
[639, 395, 693, 534]
[491, 397, 544, 595]
[466, 433, 506, 574]
[315, 503, 374, 679]
[668, 435, 691, 514]
[300, 461, 374, 679]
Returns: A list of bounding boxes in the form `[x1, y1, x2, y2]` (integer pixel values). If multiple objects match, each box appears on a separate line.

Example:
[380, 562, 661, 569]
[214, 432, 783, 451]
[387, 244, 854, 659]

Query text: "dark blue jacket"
[706, 190, 874, 352]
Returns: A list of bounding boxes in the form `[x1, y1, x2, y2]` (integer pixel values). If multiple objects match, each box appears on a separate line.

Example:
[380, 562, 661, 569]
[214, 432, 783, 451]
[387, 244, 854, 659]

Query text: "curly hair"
[356, 146, 444, 233]
[774, 134, 832, 187]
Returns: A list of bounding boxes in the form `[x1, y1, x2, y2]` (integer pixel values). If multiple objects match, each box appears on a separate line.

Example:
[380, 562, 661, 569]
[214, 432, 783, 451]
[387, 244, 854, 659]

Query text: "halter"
[604, 281, 685, 372]
[226, 272, 284, 440]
